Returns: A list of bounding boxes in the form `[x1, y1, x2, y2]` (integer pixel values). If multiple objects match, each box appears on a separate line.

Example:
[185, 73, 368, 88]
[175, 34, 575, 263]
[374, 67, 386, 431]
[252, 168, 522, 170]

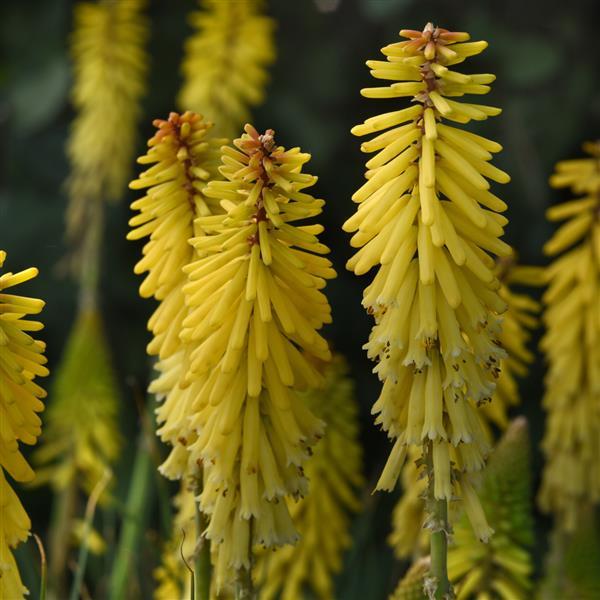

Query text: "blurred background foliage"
[1, 0, 599, 598]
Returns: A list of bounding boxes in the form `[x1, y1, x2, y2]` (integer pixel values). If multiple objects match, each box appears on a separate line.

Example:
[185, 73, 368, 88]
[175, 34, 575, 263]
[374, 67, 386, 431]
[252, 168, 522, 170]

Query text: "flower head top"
[179, 125, 335, 588]
[128, 112, 224, 360]
[346, 23, 512, 541]
[539, 141, 600, 530]
[179, 0, 276, 139]
[0, 251, 47, 599]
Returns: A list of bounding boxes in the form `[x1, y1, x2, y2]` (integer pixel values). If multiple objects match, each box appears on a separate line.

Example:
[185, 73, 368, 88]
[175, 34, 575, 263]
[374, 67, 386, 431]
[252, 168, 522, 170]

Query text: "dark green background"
[1, 0, 599, 598]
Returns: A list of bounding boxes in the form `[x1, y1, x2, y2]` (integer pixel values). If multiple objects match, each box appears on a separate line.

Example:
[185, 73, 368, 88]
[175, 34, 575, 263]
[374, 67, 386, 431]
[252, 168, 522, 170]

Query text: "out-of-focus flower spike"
[33, 308, 120, 496]
[538, 141, 600, 531]
[178, 0, 276, 139]
[389, 557, 430, 600]
[0, 251, 48, 600]
[66, 0, 148, 246]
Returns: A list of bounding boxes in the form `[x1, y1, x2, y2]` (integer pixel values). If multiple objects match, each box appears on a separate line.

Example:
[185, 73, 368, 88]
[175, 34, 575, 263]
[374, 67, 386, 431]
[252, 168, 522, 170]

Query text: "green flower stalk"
[0, 251, 48, 600]
[255, 356, 363, 600]
[179, 0, 275, 139]
[346, 22, 513, 597]
[538, 141, 600, 531]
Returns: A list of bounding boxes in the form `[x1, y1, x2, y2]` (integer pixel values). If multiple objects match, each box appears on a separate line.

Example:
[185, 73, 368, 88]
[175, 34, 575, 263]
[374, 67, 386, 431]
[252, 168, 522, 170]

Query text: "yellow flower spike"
[255, 356, 363, 600]
[0, 251, 47, 600]
[128, 112, 225, 480]
[178, 0, 276, 139]
[33, 308, 120, 496]
[66, 0, 148, 239]
[347, 23, 512, 586]
[181, 124, 335, 589]
[538, 141, 600, 531]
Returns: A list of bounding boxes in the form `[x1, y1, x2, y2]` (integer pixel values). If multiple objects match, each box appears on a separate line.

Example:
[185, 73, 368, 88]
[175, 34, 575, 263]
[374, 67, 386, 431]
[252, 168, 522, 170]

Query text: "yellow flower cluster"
[0, 251, 47, 600]
[178, 0, 276, 139]
[128, 112, 224, 480]
[181, 125, 335, 588]
[389, 255, 541, 559]
[346, 23, 512, 540]
[66, 0, 148, 237]
[34, 309, 120, 494]
[255, 356, 363, 600]
[538, 141, 600, 530]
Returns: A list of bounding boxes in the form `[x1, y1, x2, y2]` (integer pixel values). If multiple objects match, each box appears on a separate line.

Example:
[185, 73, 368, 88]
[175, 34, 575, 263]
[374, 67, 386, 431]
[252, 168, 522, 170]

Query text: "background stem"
[107, 425, 154, 600]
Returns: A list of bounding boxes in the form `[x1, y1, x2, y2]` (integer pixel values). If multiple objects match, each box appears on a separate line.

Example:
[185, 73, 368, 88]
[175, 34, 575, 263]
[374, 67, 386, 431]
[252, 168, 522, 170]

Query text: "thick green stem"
[107, 430, 154, 600]
[427, 442, 451, 600]
[193, 476, 211, 600]
[429, 498, 450, 599]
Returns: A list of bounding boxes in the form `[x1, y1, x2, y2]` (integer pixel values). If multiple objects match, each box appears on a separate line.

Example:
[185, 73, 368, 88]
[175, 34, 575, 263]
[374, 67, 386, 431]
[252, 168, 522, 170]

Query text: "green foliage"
[448, 418, 534, 599]
[539, 515, 600, 600]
